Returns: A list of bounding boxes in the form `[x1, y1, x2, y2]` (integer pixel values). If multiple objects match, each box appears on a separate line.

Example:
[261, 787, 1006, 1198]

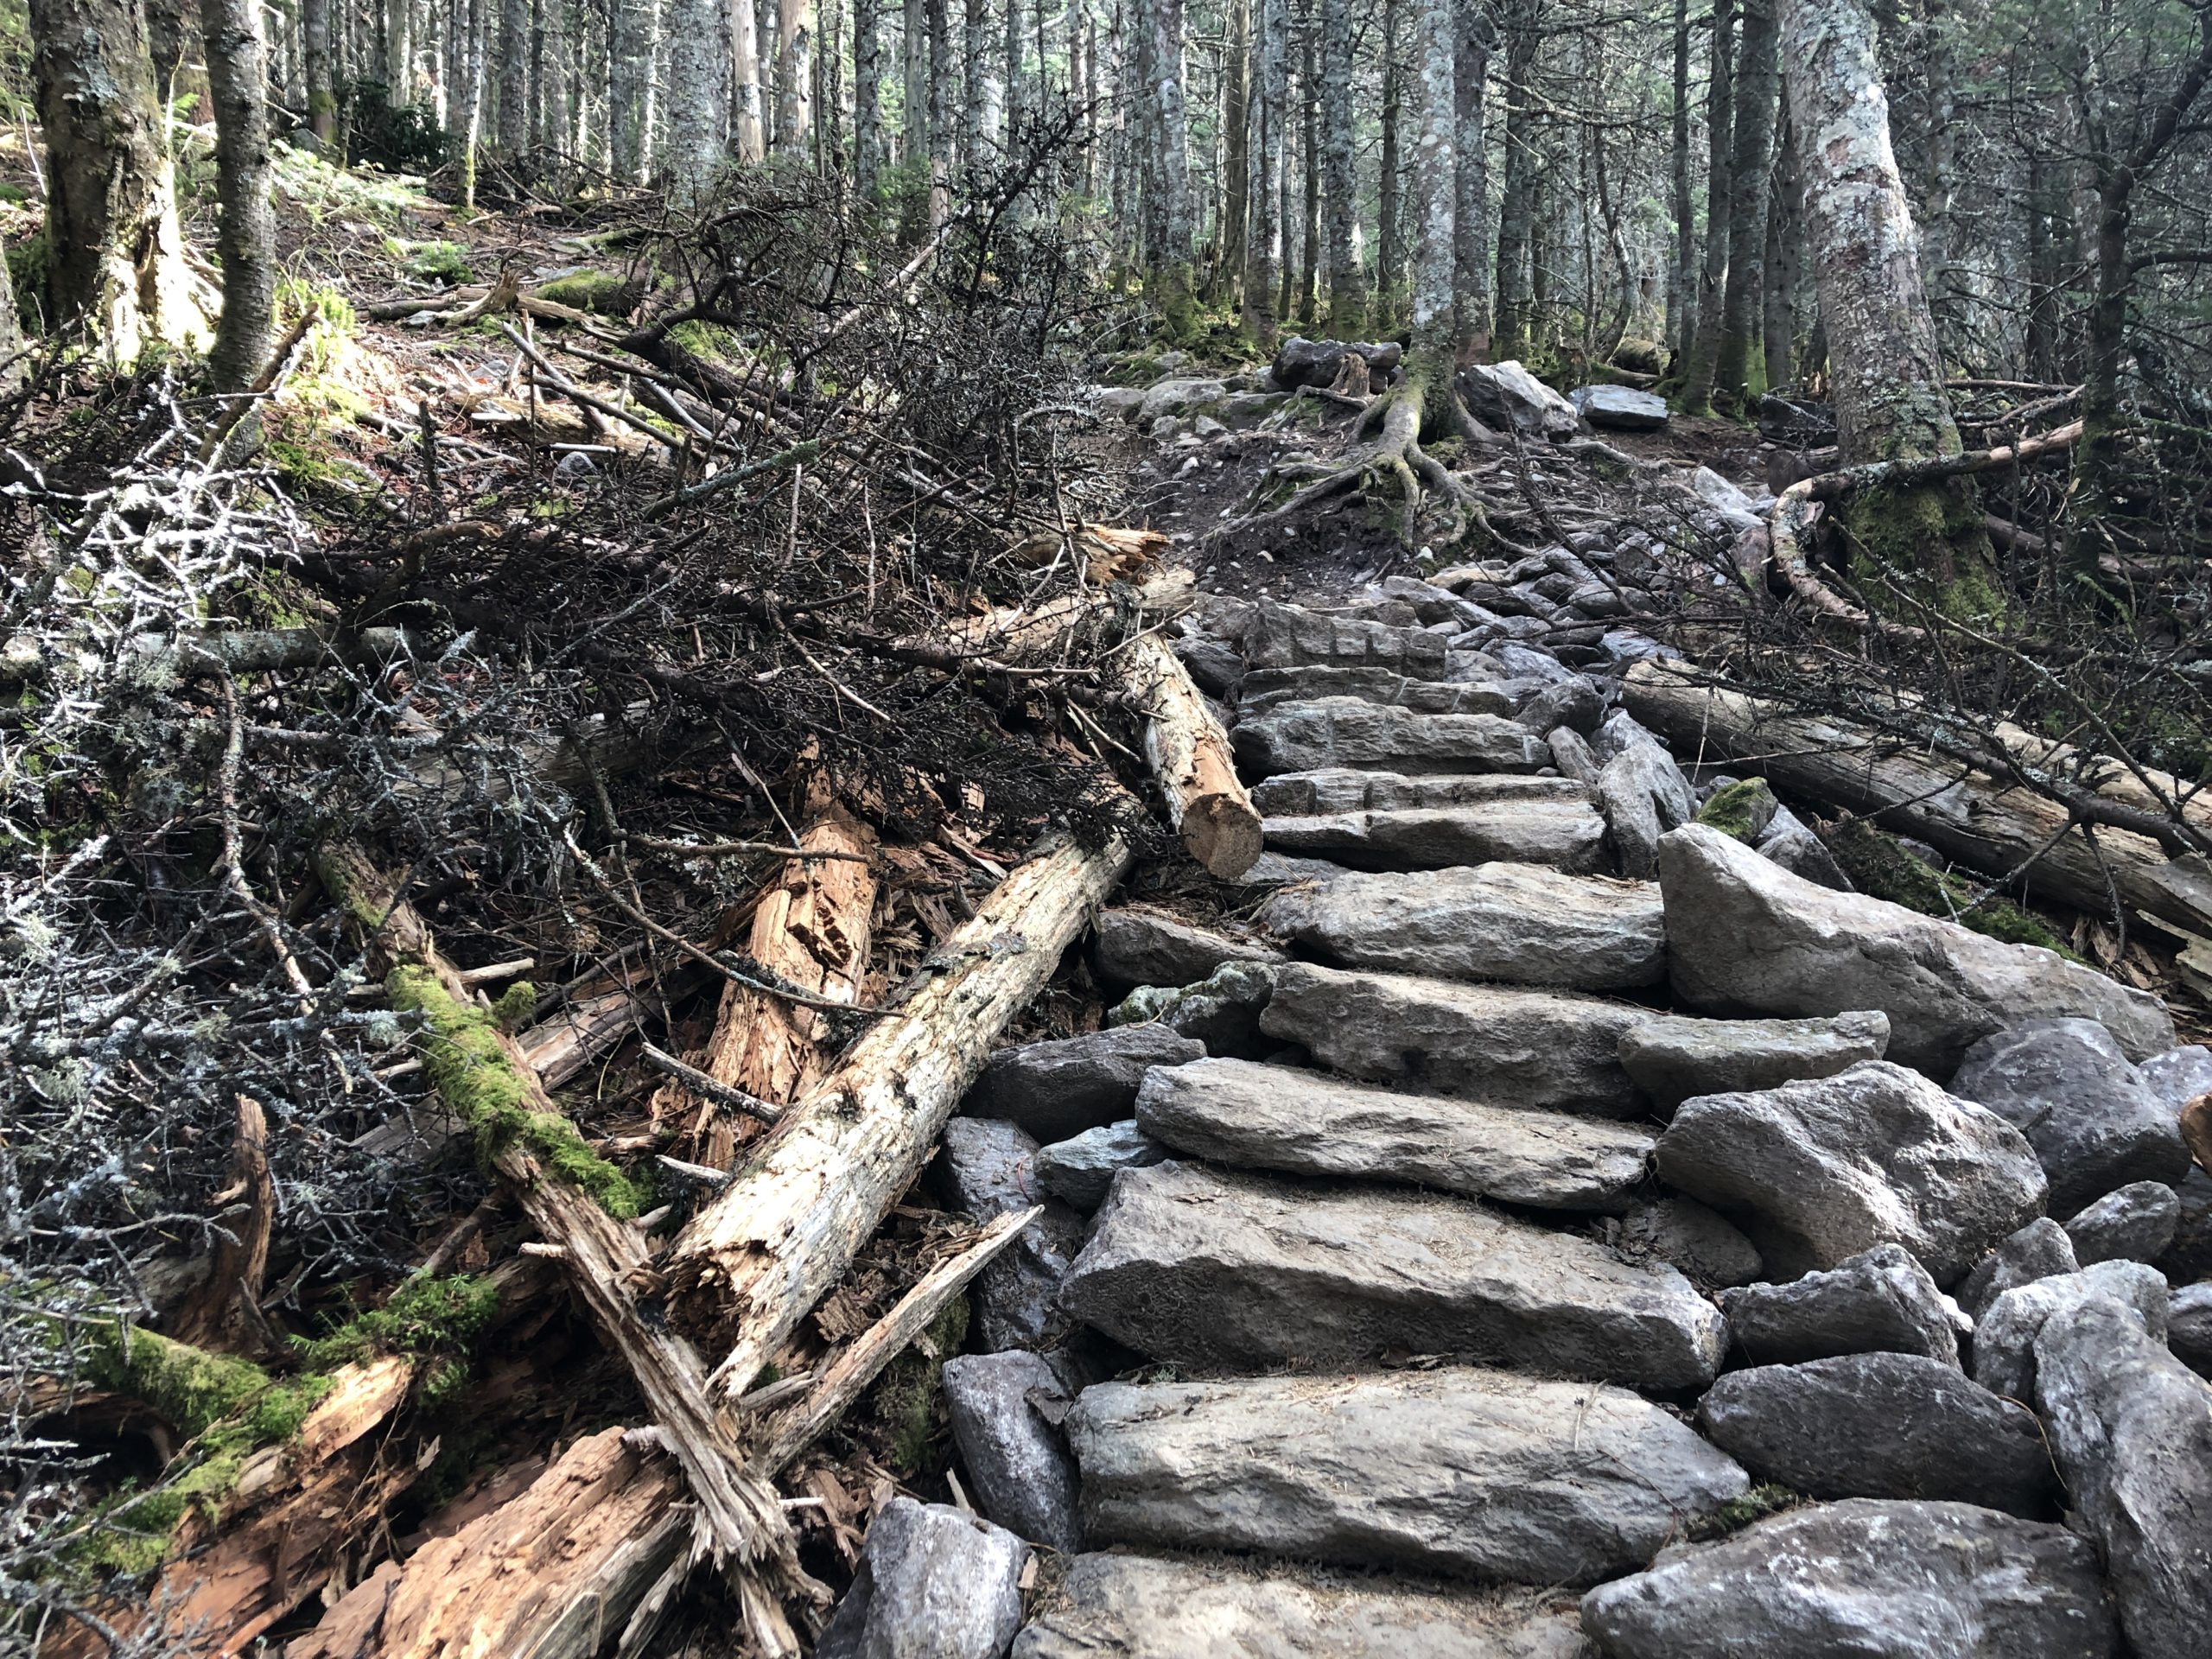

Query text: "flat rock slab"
[963, 1024, 1207, 1141]
[1721, 1243, 1962, 1368]
[1698, 1352, 2057, 1517]
[1033, 1121, 1167, 1211]
[1238, 665, 1523, 715]
[1136, 1057, 1656, 1211]
[1260, 864, 1664, 990]
[1090, 906, 1283, 988]
[1234, 698, 1548, 781]
[1262, 803, 1610, 874]
[1251, 769, 1595, 815]
[2036, 1295, 2212, 1659]
[1261, 963, 1656, 1117]
[1655, 1060, 2049, 1281]
[1013, 1554, 1588, 1659]
[1618, 1011, 1891, 1110]
[1065, 1368, 1747, 1587]
[1659, 823, 2174, 1075]
[1059, 1161, 1726, 1389]
[1579, 1498, 2121, 1658]
[1572, 385, 1670, 430]
[1243, 599, 1451, 678]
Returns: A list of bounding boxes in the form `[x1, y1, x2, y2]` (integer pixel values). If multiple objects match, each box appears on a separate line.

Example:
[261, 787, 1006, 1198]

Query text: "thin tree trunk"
[1219, 0, 1249, 303]
[1277, 64, 1297, 322]
[1680, 0, 1734, 411]
[0, 233, 23, 391]
[499, 0, 530, 152]
[853, 0, 881, 183]
[1376, 0, 1402, 324]
[1146, 0, 1197, 334]
[1298, 27, 1319, 322]
[777, 0, 810, 152]
[611, 0, 656, 177]
[387, 0, 412, 95]
[903, 0, 927, 164]
[460, 0, 487, 202]
[926, 0, 950, 222]
[1409, 0, 1454, 367]
[1669, 0, 1693, 355]
[2023, 150, 2056, 384]
[302, 0, 339, 145]
[1490, 0, 1538, 359]
[1005, 0, 1025, 131]
[202, 0, 276, 393]
[1450, 0, 1489, 359]
[1918, 0, 1959, 343]
[732, 0, 766, 161]
[1319, 0, 1364, 333]
[964, 0, 988, 160]
[1713, 0, 1776, 403]
[1241, 0, 1285, 345]
[1763, 106, 1800, 385]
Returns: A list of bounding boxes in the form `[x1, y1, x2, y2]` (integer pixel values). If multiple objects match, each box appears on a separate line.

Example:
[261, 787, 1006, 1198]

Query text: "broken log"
[1120, 632, 1264, 878]
[664, 828, 1135, 1396]
[168, 1094, 274, 1353]
[1624, 662, 2212, 937]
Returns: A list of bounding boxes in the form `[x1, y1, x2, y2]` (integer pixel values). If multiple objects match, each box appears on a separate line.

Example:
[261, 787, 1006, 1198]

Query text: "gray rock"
[1243, 599, 1450, 677]
[1033, 1122, 1166, 1212]
[1459, 360, 1582, 439]
[1135, 376, 1228, 424]
[1249, 767, 1593, 815]
[1518, 676, 1605, 736]
[1956, 1218, 2081, 1321]
[1578, 1498, 2121, 1658]
[1618, 1011, 1891, 1110]
[942, 1352, 1084, 1553]
[1570, 385, 1670, 430]
[1699, 1353, 2057, 1516]
[1755, 823, 1853, 889]
[1059, 1161, 1727, 1389]
[1237, 664, 1520, 715]
[1234, 697, 1548, 780]
[1269, 335, 1404, 391]
[1137, 1057, 1657, 1211]
[2162, 1166, 2212, 1281]
[1597, 744, 1696, 880]
[1616, 1197, 1764, 1287]
[1659, 823, 2175, 1075]
[1262, 801, 1610, 874]
[1172, 631, 1245, 698]
[1656, 1061, 2049, 1281]
[1258, 863, 1665, 990]
[1114, 959, 1279, 1059]
[1066, 1368, 1747, 1587]
[964, 1026, 1207, 1141]
[2140, 1043, 2212, 1109]
[2035, 1294, 2212, 1659]
[1260, 962, 1657, 1116]
[816, 1497, 1029, 1659]
[2065, 1181, 2182, 1266]
[1011, 1555, 1589, 1659]
[1090, 907, 1282, 988]
[1497, 642, 1580, 683]
[1950, 1020, 2190, 1216]
[1721, 1243, 1962, 1368]
[1094, 385, 1146, 422]
[1549, 725, 1604, 785]
[1974, 1261, 2169, 1403]
[2169, 1281, 2212, 1379]
[936, 1119, 1089, 1351]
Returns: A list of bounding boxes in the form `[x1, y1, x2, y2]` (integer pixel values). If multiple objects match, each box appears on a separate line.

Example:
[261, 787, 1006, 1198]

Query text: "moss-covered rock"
[1823, 820, 2084, 962]
[1696, 779, 1781, 843]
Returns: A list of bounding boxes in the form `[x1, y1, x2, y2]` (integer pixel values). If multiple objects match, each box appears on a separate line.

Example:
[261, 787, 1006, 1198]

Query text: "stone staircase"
[818, 588, 2212, 1659]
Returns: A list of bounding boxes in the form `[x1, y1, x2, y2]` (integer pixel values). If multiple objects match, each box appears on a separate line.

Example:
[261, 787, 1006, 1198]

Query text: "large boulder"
[2064, 1181, 2183, 1266]
[934, 1118, 1089, 1351]
[1066, 1368, 1747, 1587]
[1658, 823, 2174, 1075]
[816, 1497, 1029, 1659]
[1973, 1261, 2169, 1403]
[1597, 744, 1698, 880]
[1949, 1020, 2191, 1215]
[942, 1351, 1084, 1553]
[1697, 1352, 2057, 1516]
[1135, 376, 1228, 425]
[1459, 359, 1582, 439]
[1571, 385, 1669, 431]
[1059, 1160, 1728, 1389]
[1269, 335, 1404, 391]
[1719, 1243, 1962, 1368]
[1617, 1010, 1891, 1110]
[1234, 698, 1548, 780]
[1136, 1056, 1657, 1211]
[1011, 1555, 1588, 1659]
[1090, 906, 1281, 988]
[963, 1025, 1205, 1141]
[1654, 1061, 2049, 1281]
[1579, 1499, 2121, 1658]
[1258, 863, 1666, 991]
[2035, 1294, 2212, 1659]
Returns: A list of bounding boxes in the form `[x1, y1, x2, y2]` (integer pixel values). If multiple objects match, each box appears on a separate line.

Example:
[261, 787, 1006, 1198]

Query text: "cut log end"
[1184, 790, 1267, 878]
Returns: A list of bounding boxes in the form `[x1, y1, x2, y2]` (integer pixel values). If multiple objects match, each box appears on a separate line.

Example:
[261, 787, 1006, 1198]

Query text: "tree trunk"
[302, 0, 339, 146]
[1669, 0, 1693, 357]
[1679, 0, 1734, 411]
[903, 0, 927, 165]
[2023, 152, 2056, 384]
[733, 0, 766, 162]
[1297, 28, 1319, 322]
[1763, 105, 1800, 385]
[0, 233, 24, 391]
[1489, 0, 1538, 359]
[1917, 0, 1960, 344]
[1376, 0, 1403, 325]
[1319, 0, 1364, 333]
[29, 0, 207, 361]
[1145, 0, 1197, 336]
[1409, 0, 1454, 366]
[1241, 0, 1285, 346]
[459, 0, 487, 203]
[777, 0, 811, 153]
[499, 0, 530, 153]
[201, 0, 276, 394]
[1124, 634, 1263, 877]
[1713, 0, 1776, 404]
[1219, 0, 1249, 304]
[610, 0, 656, 177]
[664, 0, 729, 189]
[1450, 0, 1489, 360]
[925, 0, 950, 221]
[963, 0, 989, 161]
[853, 0, 881, 183]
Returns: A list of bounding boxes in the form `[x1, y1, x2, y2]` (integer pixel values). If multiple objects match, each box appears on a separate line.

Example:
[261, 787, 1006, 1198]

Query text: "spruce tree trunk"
[610, 0, 656, 177]
[777, 0, 810, 153]
[1450, 0, 1489, 359]
[1669, 0, 1693, 356]
[926, 0, 950, 222]
[1145, 0, 1197, 336]
[460, 0, 487, 203]
[1713, 0, 1775, 404]
[1489, 0, 1538, 359]
[1240, 0, 1285, 346]
[29, 0, 207, 360]
[1679, 0, 1733, 411]
[387, 0, 412, 98]
[732, 0, 766, 162]
[664, 0, 729, 188]
[1917, 0, 1959, 342]
[853, 0, 881, 184]
[902, 0, 927, 164]
[1297, 29, 1319, 322]
[1409, 0, 1454, 367]
[0, 232, 26, 391]
[1319, 0, 1363, 333]
[302, 0, 340, 146]
[499, 0, 531, 153]
[1219, 0, 1249, 302]
[1763, 107, 1800, 386]
[201, 0, 276, 392]
[1376, 0, 1402, 322]
[963, 0, 989, 161]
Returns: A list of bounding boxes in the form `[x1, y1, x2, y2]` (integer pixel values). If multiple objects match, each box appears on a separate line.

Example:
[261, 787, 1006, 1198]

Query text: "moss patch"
[862, 1292, 969, 1477]
[295, 1272, 503, 1369]
[1696, 779, 1780, 843]
[388, 963, 642, 1216]
[533, 270, 630, 315]
[1824, 819, 2084, 962]
[1688, 1483, 1802, 1541]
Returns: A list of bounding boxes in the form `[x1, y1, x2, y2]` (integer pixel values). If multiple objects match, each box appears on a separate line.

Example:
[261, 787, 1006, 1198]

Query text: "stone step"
[1063, 1368, 1747, 1587]
[1243, 597, 1452, 679]
[1233, 698, 1548, 781]
[1260, 962, 1656, 1117]
[1260, 863, 1663, 990]
[1135, 1057, 1656, 1211]
[1236, 664, 1527, 717]
[1250, 767, 1594, 815]
[1013, 1554, 1587, 1659]
[1262, 804, 1609, 874]
[1059, 1160, 1727, 1389]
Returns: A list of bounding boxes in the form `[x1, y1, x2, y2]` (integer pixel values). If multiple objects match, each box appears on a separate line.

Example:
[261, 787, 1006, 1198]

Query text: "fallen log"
[1120, 632, 1264, 878]
[664, 827, 1135, 1395]
[1624, 662, 2212, 938]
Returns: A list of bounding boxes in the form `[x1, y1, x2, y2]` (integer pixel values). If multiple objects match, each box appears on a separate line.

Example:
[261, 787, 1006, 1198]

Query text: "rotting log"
[652, 782, 880, 1166]
[664, 828, 1135, 1396]
[1119, 632, 1264, 878]
[1624, 662, 2212, 936]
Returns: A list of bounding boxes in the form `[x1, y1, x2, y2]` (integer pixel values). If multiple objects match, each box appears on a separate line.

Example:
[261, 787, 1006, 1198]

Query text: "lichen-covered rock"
[1974, 1261, 2169, 1403]
[1956, 1218, 2081, 1321]
[1459, 360, 1582, 438]
[1234, 697, 1548, 780]
[2139, 1044, 2212, 1110]
[942, 1351, 1084, 1553]
[1571, 385, 1669, 431]
[2169, 1281, 2212, 1380]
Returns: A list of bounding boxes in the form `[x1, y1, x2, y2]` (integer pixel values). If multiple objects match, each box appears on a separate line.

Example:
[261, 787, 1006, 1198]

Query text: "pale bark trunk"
[1147, 0, 1196, 332]
[1714, 0, 1777, 401]
[1489, 0, 1537, 358]
[1450, 0, 1489, 359]
[665, 831, 1135, 1395]
[665, 0, 730, 188]
[459, 0, 487, 205]
[964, 0, 990, 159]
[499, 0, 530, 152]
[1240, 0, 1285, 345]
[733, 0, 766, 162]
[611, 0, 657, 177]
[1917, 0, 1959, 342]
[1124, 635, 1263, 878]
[1680, 0, 1733, 411]
[1220, 0, 1249, 302]
[1319, 0, 1363, 333]
[853, 0, 881, 183]
[0, 234, 24, 390]
[1409, 0, 1454, 362]
[201, 0, 276, 393]
[387, 0, 413, 98]
[302, 0, 339, 145]
[902, 0, 927, 165]
[925, 0, 950, 220]
[1297, 31, 1319, 321]
[776, 0, 810, 153]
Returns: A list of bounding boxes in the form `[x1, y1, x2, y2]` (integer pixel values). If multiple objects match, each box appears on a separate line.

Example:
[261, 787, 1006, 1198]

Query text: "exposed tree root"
[1230, 381, 1484, 548]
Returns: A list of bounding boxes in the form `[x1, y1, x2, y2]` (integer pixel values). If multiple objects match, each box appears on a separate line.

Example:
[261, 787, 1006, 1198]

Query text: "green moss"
[403, 239, 475, 286]
[1696, 779, 1780, 843]
[865, 1293, 969, 1477]
[86, 1325, 274, 1441]
[1849, 480, 2004, 624]
[1145, 261, 1200, 347]
[1824, 820, 2085, 963]
[490, 980, 537, 1031]
[534, 270, 629, 315]
[1688, 1483, 1802, 1541]
[388, 963, 642, 1217]
[294, 1273, 504, 1368]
